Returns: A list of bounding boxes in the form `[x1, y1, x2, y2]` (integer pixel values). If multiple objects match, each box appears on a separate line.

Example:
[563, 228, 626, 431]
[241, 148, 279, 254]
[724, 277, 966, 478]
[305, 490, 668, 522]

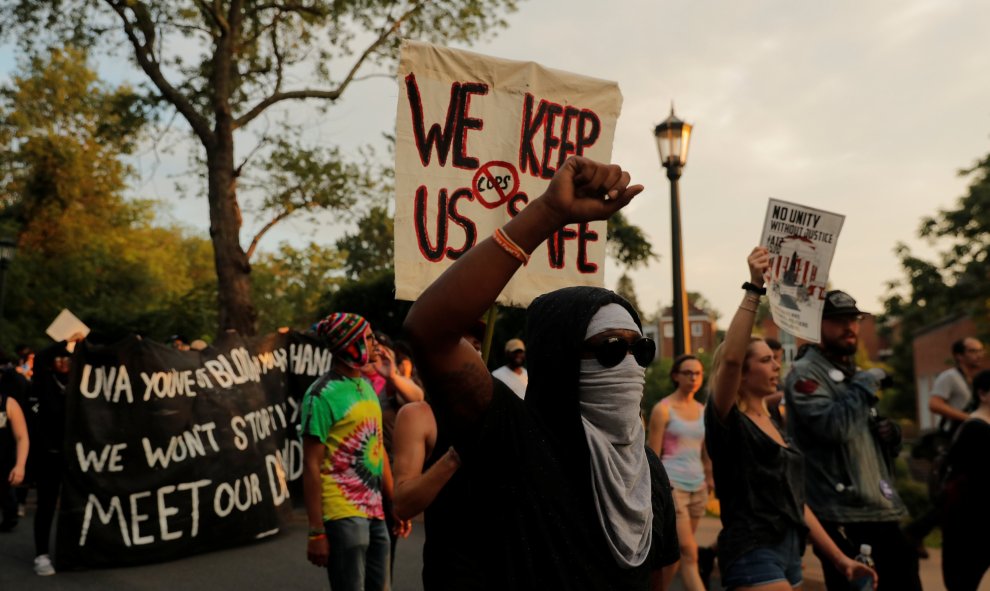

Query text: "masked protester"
[403, 156, 679, 590]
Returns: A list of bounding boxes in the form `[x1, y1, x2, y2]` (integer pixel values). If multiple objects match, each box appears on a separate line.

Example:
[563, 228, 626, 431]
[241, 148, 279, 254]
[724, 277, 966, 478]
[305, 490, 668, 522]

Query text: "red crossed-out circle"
[471, 160, 520, 209]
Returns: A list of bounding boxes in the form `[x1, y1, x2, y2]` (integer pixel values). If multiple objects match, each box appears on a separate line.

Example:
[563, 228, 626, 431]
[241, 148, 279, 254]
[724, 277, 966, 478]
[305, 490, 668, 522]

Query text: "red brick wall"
[912, 316, 989, 429]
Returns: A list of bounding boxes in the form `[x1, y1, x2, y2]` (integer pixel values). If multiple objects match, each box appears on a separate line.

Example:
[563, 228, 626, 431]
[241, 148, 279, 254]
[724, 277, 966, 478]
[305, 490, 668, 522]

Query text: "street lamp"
[654, 105, 693, 358]
[0, 238, 17, 330]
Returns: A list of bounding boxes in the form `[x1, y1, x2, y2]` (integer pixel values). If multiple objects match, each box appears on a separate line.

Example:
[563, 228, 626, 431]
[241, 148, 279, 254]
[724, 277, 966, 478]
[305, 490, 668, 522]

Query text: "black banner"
[55, 330, 331, 568]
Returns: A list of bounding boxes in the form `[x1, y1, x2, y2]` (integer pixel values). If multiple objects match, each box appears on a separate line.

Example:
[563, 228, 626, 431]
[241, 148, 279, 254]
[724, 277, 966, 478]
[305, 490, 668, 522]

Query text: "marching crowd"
[0, 337, 81, 576]
[1, 156, 987, 591]
[295, 156, 989, 591]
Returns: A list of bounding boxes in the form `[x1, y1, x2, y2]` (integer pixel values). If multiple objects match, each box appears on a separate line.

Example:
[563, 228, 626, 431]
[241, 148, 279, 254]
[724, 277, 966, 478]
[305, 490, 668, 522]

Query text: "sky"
[2, 0, 989, 322]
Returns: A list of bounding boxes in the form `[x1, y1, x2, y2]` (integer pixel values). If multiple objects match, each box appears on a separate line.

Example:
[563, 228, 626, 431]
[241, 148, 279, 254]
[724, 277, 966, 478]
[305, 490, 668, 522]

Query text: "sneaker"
[34, 554, 55, 576]
[17, 503, 25, 517]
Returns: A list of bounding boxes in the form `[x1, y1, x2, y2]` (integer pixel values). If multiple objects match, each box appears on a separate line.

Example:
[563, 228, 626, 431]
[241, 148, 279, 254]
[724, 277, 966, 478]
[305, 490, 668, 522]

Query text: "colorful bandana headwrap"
[315, 313, 371, 369]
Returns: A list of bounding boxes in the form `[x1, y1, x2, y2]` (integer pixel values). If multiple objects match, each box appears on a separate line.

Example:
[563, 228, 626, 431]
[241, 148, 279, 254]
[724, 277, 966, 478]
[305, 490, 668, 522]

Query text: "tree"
[0, 47, 218, 349]
[336, 203, 394, 279]
[321, 269, 412, 339]
[615, 273, 644, 321]
[251, 241, 346, 333]
[687, 291, 720, 321]
[607, 211, 657, 269]
[0, 0, 520, 336]
[881, 147, 990, 420]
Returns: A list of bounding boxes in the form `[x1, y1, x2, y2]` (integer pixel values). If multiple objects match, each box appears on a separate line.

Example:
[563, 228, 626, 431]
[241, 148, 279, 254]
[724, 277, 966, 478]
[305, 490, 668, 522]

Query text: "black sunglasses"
[585, 336, 656, 368]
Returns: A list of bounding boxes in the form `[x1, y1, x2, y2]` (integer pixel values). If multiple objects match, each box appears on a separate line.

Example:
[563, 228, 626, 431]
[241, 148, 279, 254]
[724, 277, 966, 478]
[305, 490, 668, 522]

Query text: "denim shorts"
[722, 528, 803, 589]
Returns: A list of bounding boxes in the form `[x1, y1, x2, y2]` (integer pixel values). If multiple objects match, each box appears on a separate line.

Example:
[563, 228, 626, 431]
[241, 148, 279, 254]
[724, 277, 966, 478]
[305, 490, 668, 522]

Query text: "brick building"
[911, 315, 989, 430]
[655, 303, 718, 359]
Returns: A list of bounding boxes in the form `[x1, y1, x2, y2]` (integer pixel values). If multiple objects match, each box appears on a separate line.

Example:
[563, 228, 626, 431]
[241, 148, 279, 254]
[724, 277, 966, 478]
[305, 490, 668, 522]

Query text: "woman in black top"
[940, 369, 990, 591]
[705, 247, 875, 591]
[0, 372, 29, 531]
[404, 157, 679, 590]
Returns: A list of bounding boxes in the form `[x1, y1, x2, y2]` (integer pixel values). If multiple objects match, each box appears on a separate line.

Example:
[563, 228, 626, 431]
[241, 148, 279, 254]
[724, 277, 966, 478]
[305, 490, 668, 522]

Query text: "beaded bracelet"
[493, 227, 530, 265]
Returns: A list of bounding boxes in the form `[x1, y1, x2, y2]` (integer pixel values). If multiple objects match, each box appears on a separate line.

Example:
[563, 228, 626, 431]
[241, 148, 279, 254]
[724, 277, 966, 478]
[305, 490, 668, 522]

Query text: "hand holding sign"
[747, 246, 771, 287]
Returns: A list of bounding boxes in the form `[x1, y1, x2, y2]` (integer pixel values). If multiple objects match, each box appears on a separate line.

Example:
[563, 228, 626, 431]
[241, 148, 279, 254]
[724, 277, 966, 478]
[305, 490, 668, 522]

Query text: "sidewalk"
[668, 516, 972, 591]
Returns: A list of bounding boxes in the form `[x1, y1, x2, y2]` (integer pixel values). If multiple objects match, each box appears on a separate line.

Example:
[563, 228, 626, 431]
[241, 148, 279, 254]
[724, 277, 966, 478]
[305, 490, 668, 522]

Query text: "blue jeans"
[324, 517, 390, 591]
[722, 528, 803, 590]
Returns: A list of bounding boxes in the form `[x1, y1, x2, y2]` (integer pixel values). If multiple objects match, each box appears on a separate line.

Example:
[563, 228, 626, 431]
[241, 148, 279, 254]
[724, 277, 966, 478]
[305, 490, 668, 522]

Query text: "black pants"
[943, 518, 990, 590]
[815, 520, 922, 591]
[33, 451, 63, 557]
[0, 464, 16, 528]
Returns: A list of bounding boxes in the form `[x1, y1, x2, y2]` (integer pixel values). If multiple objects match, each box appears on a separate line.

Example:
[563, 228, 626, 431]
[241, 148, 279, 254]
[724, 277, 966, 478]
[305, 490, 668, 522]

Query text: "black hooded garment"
[426, 287, 679, 591]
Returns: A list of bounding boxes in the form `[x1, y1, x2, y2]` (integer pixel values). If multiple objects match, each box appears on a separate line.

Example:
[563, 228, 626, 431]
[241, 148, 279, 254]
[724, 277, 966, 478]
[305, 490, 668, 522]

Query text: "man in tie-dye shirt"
[302, 312, 406, 591]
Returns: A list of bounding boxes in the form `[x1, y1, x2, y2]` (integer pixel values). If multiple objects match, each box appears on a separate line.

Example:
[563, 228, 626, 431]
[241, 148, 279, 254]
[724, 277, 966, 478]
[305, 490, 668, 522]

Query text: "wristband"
[493, 227, 530, 265]
[307, 528, 324, 537]
[742, 282, 767, 295]
[308, 533, 327, 541]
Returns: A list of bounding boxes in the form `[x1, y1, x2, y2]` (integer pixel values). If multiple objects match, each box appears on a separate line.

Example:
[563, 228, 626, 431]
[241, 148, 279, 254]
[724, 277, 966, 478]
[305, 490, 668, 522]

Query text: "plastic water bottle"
[851, 544, 875, 590]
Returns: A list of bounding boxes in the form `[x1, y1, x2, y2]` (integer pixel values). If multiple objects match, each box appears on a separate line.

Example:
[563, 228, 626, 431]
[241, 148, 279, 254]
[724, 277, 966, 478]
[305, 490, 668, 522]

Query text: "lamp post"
[0, 238, 17, 331]
[654, 105, 693, 358]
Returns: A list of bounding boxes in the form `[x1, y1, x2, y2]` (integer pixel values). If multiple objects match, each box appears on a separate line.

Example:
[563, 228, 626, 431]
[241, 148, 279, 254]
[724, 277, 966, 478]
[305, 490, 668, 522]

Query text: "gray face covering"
[579, 304, 652, 568]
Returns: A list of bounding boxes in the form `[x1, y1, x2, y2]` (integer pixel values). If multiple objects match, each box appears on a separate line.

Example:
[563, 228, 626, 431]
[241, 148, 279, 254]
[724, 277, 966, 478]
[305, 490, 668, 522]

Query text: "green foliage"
[615, 273, 644, 321]
[607, 211, 658, 269]
[0, 46, 217, 350]
[251, 242, 347, 334]
[0, 0, 523, 335]
[336, 204, 395, 280]
[894, 455, 931, 521]
[882, 146, 990, 421]
[321, 269, 412, 339]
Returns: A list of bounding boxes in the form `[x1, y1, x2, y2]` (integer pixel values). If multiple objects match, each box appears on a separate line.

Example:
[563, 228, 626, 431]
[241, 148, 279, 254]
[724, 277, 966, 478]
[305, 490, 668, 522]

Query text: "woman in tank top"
[648, 354, 712, 591]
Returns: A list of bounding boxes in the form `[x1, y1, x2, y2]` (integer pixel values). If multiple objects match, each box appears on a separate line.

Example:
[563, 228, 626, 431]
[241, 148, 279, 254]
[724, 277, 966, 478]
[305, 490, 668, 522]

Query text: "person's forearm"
[382, 452, 395, 501]
[930, 397, 969, 423]
[712, 292, 760, 416]
[302, 448, 326, 530]
[14, 433, 28, 471]
[303, 467, 325, 529]
[389, 373, 424, 404]
[805, 505, 847, 565]
[394, 451, 460, 519]
[404, 198, 561, 354]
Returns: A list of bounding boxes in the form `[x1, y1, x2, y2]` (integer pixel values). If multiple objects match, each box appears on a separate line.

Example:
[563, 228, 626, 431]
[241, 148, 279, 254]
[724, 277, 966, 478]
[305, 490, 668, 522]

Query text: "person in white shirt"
[929, 337, 985, 433]
[492, 338, 528, 399]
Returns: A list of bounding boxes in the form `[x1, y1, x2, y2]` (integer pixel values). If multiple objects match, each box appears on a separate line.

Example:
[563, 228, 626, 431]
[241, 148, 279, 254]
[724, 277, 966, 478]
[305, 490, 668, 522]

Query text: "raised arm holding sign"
[403, 157, 680, 591]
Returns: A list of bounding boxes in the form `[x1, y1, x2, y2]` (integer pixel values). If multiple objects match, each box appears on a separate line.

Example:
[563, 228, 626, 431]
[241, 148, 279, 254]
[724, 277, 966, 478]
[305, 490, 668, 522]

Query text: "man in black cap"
[784, 290, 921, 591]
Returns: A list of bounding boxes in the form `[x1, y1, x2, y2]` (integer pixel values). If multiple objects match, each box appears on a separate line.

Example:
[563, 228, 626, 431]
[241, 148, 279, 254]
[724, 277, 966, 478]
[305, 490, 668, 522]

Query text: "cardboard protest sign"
[55, 331, 330, 568]
[760, 199, 845, 342]
[394, 40, 623, 306]
[46, 308, 90, 342]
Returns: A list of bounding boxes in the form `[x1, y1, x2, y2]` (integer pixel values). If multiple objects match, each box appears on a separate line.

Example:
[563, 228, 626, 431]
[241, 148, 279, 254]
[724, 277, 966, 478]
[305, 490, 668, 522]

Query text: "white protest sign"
[46, 308, 91, 342]
[393, 40, 623, 306]
[760, 199, 845, 342]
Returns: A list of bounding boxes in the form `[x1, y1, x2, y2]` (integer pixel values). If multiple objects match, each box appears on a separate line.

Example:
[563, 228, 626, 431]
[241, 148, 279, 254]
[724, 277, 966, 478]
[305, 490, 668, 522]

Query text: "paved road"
[0, 500, 427, 591]
[0, 500, 967, 590]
